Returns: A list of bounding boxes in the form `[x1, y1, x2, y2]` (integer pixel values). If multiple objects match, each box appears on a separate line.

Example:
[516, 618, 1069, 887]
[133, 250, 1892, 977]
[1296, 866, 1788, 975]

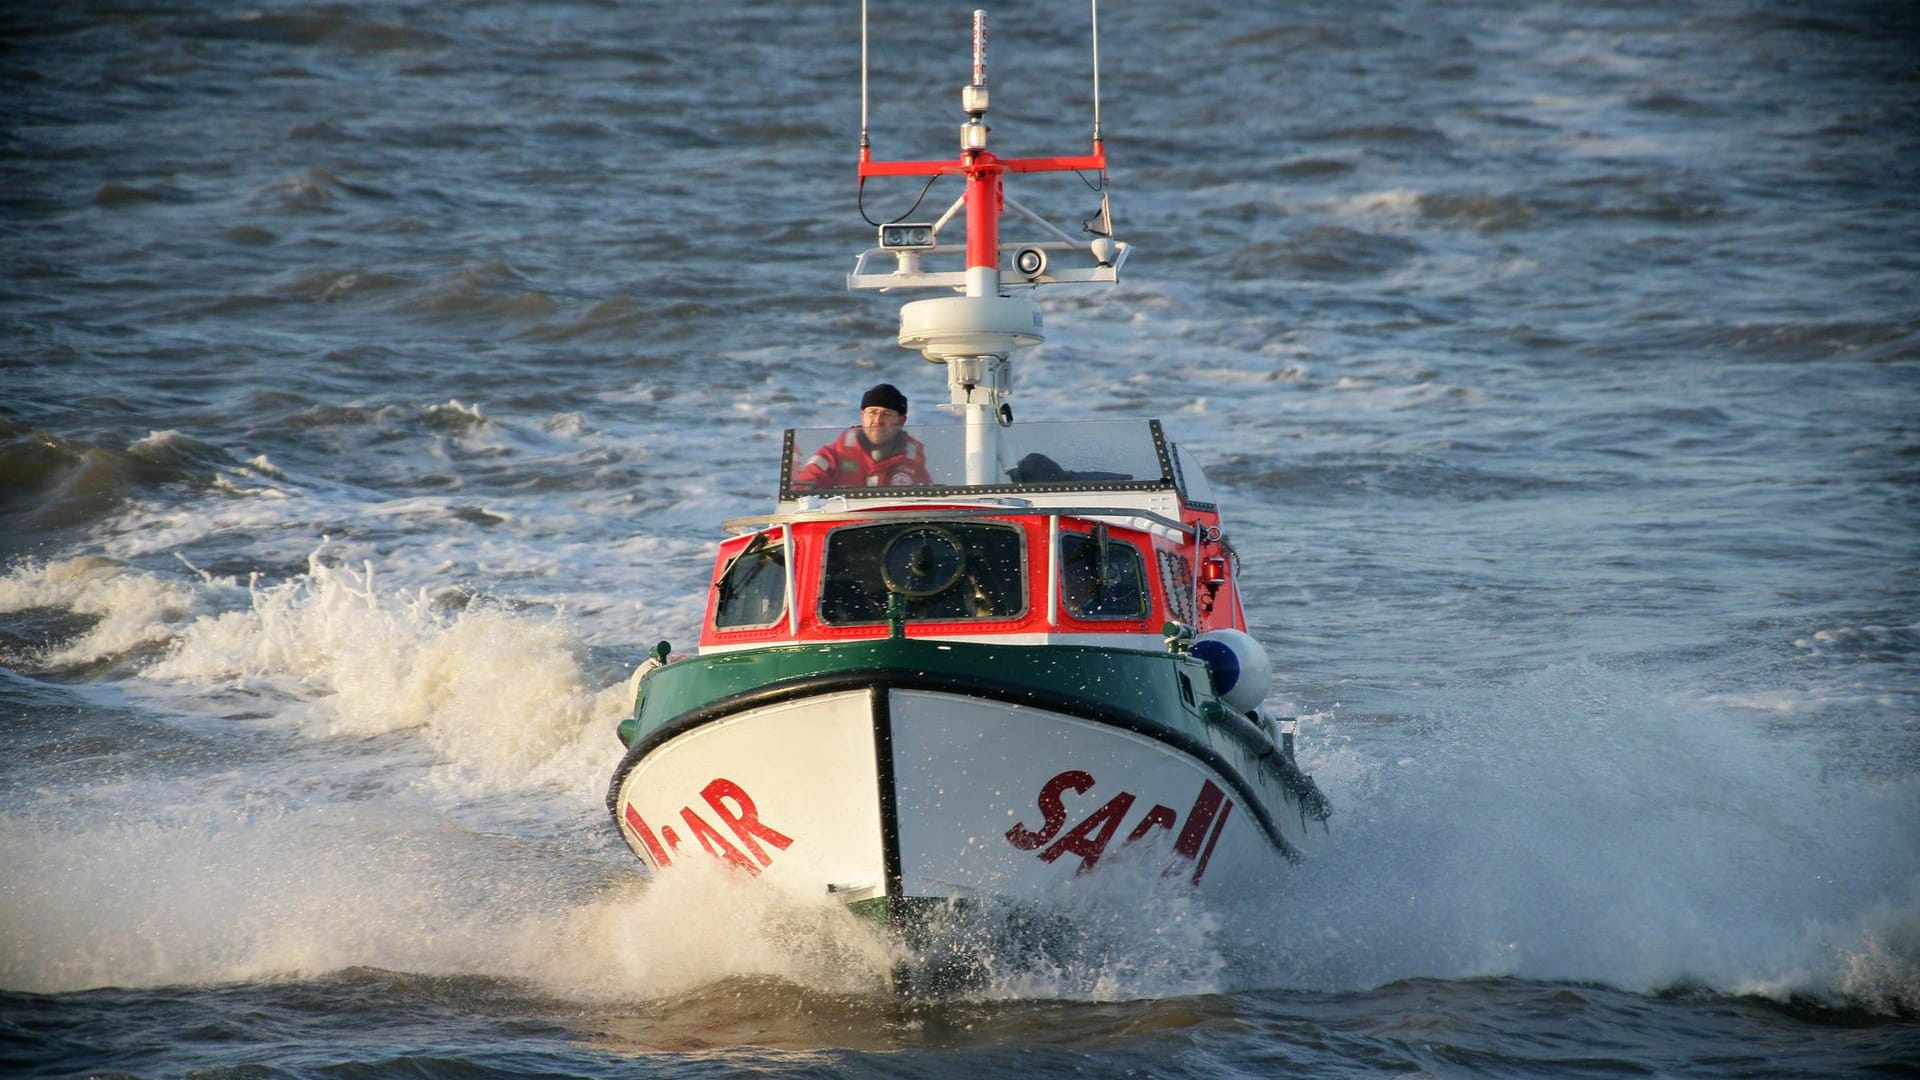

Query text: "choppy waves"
[3, 0, 1918, 1071]
[0, 421, 260, 538]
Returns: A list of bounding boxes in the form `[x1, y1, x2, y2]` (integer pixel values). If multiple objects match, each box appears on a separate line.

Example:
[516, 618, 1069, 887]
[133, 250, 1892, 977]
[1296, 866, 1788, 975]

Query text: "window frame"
[710, 531, 791, 632]
[1057, 528, 1151, 622]
[816, 518, 1032, 627]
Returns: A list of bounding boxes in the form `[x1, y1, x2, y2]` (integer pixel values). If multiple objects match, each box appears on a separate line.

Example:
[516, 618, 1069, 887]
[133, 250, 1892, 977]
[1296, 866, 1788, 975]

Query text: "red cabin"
[697, 418, 1246, 655]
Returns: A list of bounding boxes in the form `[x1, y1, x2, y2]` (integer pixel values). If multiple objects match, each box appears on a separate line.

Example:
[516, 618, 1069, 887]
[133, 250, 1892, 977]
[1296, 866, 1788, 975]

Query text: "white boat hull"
[612, 684, 1318, 913]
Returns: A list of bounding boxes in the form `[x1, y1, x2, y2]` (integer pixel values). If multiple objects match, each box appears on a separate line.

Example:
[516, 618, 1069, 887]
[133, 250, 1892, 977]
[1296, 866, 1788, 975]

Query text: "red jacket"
[793, 427, 931, 489]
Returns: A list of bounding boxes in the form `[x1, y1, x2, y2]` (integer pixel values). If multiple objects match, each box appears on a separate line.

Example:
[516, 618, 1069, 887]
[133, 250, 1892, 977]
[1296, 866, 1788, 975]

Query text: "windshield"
[783, 418, 1174, 498]
[819, 520, 1027, 625]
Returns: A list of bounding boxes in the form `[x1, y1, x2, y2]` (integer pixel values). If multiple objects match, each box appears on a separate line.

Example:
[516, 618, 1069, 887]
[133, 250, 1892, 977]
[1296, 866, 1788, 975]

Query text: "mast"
[851, 6, 1127, 486]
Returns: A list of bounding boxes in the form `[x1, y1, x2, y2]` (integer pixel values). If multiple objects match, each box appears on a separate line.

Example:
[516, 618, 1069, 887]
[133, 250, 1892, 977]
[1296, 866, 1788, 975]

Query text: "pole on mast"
[859, 0, 870, 152]
[955, 9, 1002, 482]
[961, 9, 1000, 302]
[1090, 0, 1102, 146]
[852, 6, 1126, 486]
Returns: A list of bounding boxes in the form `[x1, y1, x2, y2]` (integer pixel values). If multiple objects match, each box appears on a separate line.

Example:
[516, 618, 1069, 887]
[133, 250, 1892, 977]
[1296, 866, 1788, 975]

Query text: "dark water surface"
[4, 0, 1918, 1076]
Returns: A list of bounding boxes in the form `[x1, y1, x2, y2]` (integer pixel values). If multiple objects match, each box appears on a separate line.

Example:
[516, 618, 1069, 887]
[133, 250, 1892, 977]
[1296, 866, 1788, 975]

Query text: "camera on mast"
[878, 223, 937, 251]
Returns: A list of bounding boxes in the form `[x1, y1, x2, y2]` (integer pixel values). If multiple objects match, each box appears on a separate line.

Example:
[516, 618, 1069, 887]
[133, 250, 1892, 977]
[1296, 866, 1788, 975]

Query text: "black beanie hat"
[860, 383, 909, 415]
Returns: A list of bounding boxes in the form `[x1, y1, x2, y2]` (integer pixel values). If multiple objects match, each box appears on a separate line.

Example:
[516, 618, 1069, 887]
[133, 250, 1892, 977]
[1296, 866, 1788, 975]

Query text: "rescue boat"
[607, 6, 1329, 969]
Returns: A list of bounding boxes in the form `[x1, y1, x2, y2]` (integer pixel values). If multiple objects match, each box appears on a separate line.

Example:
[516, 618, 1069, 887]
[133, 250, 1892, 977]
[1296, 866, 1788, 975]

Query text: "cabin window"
[713, 533, 787, 629]
[1168, 442, 1217, 508]
[820, 521, 1027, 624]
[1060, 529, 1148, 620]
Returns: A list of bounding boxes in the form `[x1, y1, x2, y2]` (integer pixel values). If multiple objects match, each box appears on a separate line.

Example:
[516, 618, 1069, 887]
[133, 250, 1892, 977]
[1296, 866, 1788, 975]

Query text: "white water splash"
[529, 863, 899, 1001]
[1255, 662, 1920, 1014]
[145, 551, 630, 794]
[0, 555, 220, 667]
[0, 803, 532, 994]
[0, 548, 635, 798]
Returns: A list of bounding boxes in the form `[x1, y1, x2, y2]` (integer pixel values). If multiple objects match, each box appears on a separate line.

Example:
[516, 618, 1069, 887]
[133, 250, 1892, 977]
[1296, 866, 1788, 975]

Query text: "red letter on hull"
[680, 806, 758, 872]
[1039, 792, 1136, 873]
[1124, 804, 1179, 845]
[1006, 769, 1095, 850]
[1173, 780, 1227, 860]
[1006, 773, 1237, 885]
[701, 777, 795, 867]
[625, 779, 797, 875]
[623, 804, 672, 867]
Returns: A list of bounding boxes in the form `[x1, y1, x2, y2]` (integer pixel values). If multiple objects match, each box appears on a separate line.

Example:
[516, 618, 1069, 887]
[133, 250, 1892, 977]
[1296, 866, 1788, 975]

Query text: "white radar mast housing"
[898, 295, 1044, 362]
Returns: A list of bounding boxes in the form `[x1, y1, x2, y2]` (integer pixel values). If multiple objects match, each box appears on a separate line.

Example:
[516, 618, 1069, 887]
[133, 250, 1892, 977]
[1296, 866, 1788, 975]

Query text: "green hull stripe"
[628, 639, 1208, 748]
[607, 639, 1329, 856]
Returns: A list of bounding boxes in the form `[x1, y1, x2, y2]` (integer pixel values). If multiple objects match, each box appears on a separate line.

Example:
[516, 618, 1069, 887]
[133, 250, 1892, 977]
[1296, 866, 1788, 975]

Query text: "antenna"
[1091, 0, 1102, 145]
[851, 6, 1129, 485]
[859, 0, 870, 151]
[859, 4, 1104, 163]
[972, 8, 987, 89]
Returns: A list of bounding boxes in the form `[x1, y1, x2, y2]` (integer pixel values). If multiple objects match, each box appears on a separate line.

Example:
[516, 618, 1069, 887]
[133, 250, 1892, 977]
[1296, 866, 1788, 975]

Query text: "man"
[791, 382, 932, 489]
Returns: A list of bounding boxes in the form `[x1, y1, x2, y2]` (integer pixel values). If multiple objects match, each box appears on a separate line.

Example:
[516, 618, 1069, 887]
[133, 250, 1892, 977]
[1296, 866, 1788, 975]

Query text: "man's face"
[861, 405, 904, 446]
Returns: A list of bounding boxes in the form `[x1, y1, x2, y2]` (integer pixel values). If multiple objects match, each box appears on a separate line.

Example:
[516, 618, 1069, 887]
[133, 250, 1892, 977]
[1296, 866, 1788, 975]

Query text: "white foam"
[1325, 188, 1427, 221]
[527, 861, 899, 1001]
[526, 836, 1239, 1004]
[1254, 663, 1920, 1012]
[142, 551, 632, 799]
[6, 551, 1915, 1011]
[0, 556, 218, 668]
[0, 800, 534, 994]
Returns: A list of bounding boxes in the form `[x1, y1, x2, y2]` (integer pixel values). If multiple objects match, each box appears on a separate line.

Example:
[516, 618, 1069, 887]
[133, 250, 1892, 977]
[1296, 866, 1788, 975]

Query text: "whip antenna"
[1091, 0, 1101, 145]
[972, 8, 987, 88]
[859, 0, 870, 151]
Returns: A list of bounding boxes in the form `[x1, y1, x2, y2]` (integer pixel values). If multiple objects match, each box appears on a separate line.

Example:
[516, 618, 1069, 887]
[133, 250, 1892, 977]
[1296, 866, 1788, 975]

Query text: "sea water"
[3, 0, 1916, 1075]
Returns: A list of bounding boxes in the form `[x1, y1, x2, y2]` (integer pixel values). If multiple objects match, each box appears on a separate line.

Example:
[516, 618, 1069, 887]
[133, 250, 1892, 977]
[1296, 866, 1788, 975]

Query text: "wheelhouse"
[699, 419, 1246, 654]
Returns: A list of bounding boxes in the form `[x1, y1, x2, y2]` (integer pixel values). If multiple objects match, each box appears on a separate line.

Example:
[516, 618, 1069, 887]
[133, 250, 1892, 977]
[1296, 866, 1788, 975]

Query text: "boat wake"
[2, 554, 1915, 1014]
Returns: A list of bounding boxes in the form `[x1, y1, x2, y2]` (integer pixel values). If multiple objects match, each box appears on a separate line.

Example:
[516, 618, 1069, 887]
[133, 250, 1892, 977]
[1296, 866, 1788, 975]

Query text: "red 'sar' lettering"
[1191, 797, 1233, 885]
[625, 778, 796, 875]
[1007, 773, 1237, 883]
[680, 805, 758, 873]
[701, 777, 794, 866]
[1039, 791, 1136, 873]
[1006, 769, 1096, 850]
[623, 804, 672, 867]
[1124, 804, 1179, 845]
[1174, 779, 1227, 859]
